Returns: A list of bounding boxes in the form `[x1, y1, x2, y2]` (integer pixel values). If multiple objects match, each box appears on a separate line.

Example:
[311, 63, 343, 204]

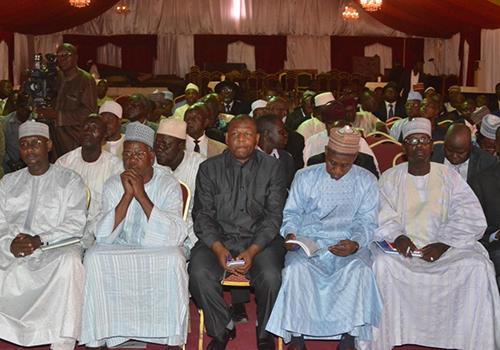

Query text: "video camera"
[23, 53, 58, 107]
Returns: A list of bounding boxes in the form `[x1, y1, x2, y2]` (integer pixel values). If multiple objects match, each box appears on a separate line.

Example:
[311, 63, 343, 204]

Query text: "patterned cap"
[314, 92, 335, 107]
[125, 122, 155, 148]
[407, 91, 422, 101]
[185, 83, 199, 93]
[19, 120, 50, 140]
[402, 118, 432, 139]
[480, 114, 500, 139]
[327, 125, 360, 154]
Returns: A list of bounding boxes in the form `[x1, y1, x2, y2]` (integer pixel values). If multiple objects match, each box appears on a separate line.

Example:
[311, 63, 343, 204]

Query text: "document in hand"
[40, 237, 81, 251]
[375, 240, 423, 257]
[285, 237, 320, 257]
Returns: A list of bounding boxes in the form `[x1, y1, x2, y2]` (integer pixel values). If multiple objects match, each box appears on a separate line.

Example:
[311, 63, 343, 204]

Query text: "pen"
[406, 246, 410, 255]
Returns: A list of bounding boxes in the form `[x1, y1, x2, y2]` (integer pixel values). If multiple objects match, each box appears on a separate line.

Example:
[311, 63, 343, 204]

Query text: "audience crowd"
[1, 43, 500, 350]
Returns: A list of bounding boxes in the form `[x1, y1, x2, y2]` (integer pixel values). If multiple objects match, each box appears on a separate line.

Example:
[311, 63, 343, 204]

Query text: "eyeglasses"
[19, 139, 45, 150]
[404, 137, 432, 146]
[123, 150, 148, 160]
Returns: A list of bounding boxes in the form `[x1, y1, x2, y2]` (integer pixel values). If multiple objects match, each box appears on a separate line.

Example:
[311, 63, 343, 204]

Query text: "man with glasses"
[80, 122, 188, 350]
[0, 120, 87, 350]
[369, 118, 500, 350]
[35, 43, 97, 157]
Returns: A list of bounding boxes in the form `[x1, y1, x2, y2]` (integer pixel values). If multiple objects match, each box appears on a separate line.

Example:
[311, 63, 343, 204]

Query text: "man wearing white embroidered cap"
[477, 113, 500, 156]
[173, 83, 200, 120]
[0, 120, 87, 350]
[155, 118, 206, 256]
[100, 100, 125, 159]
[370, 117, 500, 350]
[296, 92, 334, 141]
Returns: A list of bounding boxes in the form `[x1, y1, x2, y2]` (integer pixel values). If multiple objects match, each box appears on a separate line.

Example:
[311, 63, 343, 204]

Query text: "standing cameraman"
[36, 43, 97, 158]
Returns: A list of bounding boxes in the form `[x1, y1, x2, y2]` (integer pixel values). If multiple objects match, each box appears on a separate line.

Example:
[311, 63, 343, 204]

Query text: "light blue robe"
[265, 164, 383, 342]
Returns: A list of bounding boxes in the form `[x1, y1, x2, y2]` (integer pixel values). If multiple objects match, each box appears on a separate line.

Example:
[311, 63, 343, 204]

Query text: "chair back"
[179, 181, 191, 221]
[392, 152, 407, 167]
[365, 131, 396, 145]
[370, 141, 403, 173]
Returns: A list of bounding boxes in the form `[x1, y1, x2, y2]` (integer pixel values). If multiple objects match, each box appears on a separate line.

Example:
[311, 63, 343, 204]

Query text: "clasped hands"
[393, 234, 449, 262]
[284, 233, 359, 257]
[10, 233, 42, 258]
[121, 169, 147, 199]
[212, 241, 260, 276]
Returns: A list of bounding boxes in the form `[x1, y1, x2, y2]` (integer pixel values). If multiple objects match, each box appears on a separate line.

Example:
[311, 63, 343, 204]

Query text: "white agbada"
[369, 163, 500, 350]
[296, 116, 325, 141]
[0, 165, 87, 349]
[103, 134, 125, 159]
[56, 147, 123, 247]
[160, 150, 206, 253]
[80, 166, 189, 347]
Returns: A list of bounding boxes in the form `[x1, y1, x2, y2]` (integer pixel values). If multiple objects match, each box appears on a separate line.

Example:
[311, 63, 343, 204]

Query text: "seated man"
[296, 92, 332, 141]
[304, 101, 379, 178]
[0, 120, 87, 350]
[431, 123, 497, 183]
[266, 126, 383, 350]
[154, 118, 206, 253]
[256, 114, 296, 188]
[56, 115, 123, 247]
[477, 113, 500, 156]
[100, 100, 125, 158]
[172, 83, 200, 120]
[470, 126, 500, 288]
[285, 91, 315, 132]
[80, 122, 188, 350]
[371, 118, 500, 350]
[189, 116, 288, 350]
[184, 102, 227, 157]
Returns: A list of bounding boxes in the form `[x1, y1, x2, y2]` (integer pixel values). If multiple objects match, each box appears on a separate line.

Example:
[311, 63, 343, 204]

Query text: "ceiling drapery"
[367, 0, 500, 38]
[0, 0, 119, 34]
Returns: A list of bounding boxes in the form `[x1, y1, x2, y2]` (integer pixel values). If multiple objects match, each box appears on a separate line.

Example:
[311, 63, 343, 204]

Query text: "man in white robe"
[154, 118, 206, 254]
[296, 92, 331, 141]
[56, 115, 123, 247]
[80, 122, 188, 350]
[172, 83, 200, 120]
[369, 118, 500, 350]
[0, 120, 87, 350]
[100, 101, 125, 159]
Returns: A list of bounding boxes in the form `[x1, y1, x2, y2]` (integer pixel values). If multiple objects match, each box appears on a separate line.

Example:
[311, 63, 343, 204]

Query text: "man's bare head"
[444, 123, 472, 165]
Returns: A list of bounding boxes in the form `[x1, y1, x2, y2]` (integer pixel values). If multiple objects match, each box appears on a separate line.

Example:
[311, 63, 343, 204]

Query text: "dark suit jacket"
[307, 152, 379, 179]
[469, 162, 500, 248]
[488, 98, 500, 113]
[277, 149, 297, 189]
[193, 149, 287, 252]
[285, 130, 305, 170]
[285, 107, 310, 131]
[374, 100, 406, 122]
[226, 99, 251, 116]
[431, 144, 497, 184]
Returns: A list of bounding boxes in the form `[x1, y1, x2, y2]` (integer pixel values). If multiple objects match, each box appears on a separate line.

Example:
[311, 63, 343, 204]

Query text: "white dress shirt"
[186, 134, 209, 157]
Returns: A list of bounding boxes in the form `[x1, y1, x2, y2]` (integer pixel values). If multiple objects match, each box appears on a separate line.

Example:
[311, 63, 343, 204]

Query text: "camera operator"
[35, 43, 97, 157]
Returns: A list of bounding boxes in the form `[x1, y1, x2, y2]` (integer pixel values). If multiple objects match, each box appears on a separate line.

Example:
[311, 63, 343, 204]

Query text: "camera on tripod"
[23, 53, 58, 108]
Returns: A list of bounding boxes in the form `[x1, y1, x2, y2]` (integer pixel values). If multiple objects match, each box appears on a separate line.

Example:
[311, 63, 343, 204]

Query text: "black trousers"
[189, 238, 285, 341]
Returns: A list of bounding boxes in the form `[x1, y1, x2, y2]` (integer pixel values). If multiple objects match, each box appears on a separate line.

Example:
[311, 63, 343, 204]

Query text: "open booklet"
[285, 237, 321, 257]
[375, 240, 423, 257]
[40, 237, 81, 252]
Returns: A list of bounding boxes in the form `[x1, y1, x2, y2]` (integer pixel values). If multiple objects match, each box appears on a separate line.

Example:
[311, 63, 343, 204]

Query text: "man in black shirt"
[189, 116, 287, 350]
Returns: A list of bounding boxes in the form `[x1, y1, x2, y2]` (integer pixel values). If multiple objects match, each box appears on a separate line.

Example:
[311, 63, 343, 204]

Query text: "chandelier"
[359, 0, 382, 12]
[69, 0, 90, 8]
[342, 5, 359, 21]
[115, 4, 131, 14]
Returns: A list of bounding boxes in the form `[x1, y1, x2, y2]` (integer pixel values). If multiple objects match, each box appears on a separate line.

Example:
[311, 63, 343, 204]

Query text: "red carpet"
[0, 294, 447, 350]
